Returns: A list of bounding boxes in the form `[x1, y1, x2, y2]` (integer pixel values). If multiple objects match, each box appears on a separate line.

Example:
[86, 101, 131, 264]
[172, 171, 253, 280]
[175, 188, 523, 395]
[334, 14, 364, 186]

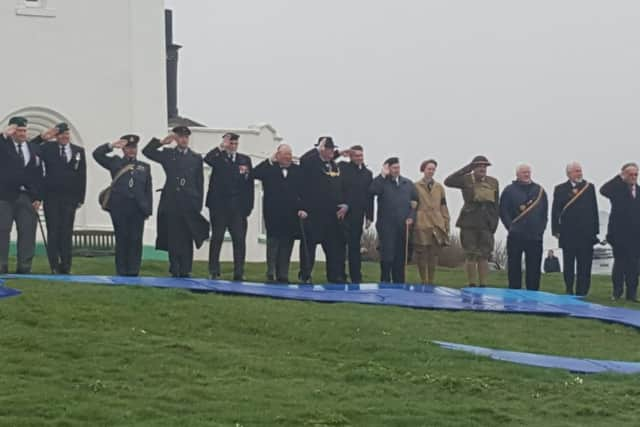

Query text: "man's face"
[176, 135, 189, 149]
[223, 135, 239, 153]
[622, 166, 639, 185]
[568, 166, 583, 182]
[320, 146, 334, 161]
[123, 146, 137, 159]
[14, 127, 28, 143]
[350, 150, 364, 166]
[517, 167, 532, 183]
[389, 163, 401, 177]
[423, 163, 436, 180]
[276, 147, 293, 166]
[548, 250, 554, 257]
[473, 165, 487, 179]
[56, 131, 71, 145]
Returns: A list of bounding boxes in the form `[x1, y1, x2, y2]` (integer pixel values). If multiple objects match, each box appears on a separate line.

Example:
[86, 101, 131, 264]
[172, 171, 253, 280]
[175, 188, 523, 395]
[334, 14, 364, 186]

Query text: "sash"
[512, 186, 545, 224]
[559, 182, 590, 224]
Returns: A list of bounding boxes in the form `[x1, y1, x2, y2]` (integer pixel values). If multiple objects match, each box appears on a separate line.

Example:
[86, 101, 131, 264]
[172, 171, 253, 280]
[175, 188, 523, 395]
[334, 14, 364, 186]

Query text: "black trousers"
[0, 194, 38, 274]
[43, 196, 77, 273]
[166, 210, 194, 278]
[209, 207, 248, 279]
[507, 236, 543, 291]
[299, 221, 346, 283]
[266, 235, 294, 282]
[380, 230, 407, 284]
[562, 244, 594, 296]
[611, 245, 639, 300]
[344, 215, 364, 283]
[110, 199, 145, 276]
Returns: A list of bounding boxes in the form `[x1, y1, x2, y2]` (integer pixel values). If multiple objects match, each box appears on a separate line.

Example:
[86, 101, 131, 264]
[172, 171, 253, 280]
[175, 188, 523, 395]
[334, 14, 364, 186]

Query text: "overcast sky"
[165, 0, 640, 245]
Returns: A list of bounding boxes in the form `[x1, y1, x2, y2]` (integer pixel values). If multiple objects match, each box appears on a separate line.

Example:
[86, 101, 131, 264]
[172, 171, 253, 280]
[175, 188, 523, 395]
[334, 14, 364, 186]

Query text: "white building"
[1, 0, 288, 262]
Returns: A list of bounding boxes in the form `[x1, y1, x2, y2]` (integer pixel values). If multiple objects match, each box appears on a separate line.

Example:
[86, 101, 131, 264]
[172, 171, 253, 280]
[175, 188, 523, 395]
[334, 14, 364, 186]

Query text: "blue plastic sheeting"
[0, 279, 21, 299]
[434, 341, 640, 374]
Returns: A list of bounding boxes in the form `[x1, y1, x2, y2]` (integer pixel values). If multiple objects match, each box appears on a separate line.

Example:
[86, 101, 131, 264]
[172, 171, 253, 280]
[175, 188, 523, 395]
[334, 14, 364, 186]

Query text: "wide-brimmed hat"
[471, 155, 491, 166]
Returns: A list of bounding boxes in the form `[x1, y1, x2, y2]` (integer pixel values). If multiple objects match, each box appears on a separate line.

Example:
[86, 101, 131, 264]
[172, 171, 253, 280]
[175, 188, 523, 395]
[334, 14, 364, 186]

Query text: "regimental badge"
[136, 165, 145, 171]
[572, 188, 578, 194]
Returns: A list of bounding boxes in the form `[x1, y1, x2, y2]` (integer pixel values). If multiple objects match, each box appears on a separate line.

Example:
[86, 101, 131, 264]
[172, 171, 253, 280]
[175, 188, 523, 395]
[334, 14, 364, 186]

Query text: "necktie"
[17, 143, 25, 166]
[632, 186, 636, 199]
[60, 145, 66, 161]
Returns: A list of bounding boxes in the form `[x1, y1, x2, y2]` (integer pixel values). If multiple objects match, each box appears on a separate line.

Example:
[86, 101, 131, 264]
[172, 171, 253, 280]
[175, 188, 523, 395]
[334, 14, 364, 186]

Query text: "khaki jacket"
[413, 179, 450, 246]
[444, 169, 500, 232]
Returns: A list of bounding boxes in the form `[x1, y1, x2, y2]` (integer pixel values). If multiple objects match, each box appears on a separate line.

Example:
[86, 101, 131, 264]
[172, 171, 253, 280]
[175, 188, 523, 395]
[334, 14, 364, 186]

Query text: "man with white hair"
[252, 144, 304, 283]
[600, 163, 640, 302]
[500, 163, 548, 291]
[551, 162, 599, 295]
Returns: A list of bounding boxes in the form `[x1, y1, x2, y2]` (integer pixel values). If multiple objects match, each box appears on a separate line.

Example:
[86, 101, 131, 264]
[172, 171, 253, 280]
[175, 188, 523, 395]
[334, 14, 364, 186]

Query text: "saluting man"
[93, 135, 152, 276]
[143, 126, 209, 278]
[34, 123, 86, 274]
[0, 117, 44, 275]
[551, 162, 599, 295]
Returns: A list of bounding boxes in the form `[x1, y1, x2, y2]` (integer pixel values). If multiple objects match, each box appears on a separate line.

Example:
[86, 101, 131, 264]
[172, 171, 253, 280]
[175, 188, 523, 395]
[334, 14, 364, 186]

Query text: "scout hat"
[471, 155, 491, 166]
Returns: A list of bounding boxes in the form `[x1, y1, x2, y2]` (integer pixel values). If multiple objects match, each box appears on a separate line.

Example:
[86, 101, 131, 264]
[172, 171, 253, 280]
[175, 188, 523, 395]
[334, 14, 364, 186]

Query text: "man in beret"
[205, 132, 254, 281]
[445, 156, 500, 287]
[143, 126, 209, 278]
[298, 136, 348, 283]
[32, 123, 86, 274]
[369, 157, 418, 283]
[93, 134, 153, 276]
[337, 145, 374, 284]
[0, 117, 44, 274]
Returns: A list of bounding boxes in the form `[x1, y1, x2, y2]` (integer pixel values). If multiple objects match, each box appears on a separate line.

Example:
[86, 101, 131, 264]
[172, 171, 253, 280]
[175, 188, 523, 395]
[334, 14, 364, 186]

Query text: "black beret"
[317, 136, 335, 149]
[55, 123, 70, 133]
[172, 126, 191, 136]
[9, 117, 28, 127]
[120, 134, 140, 147]
[385, 157, 400, 166]
[471, 155, 491, 166]
[223, 132, 240, 141]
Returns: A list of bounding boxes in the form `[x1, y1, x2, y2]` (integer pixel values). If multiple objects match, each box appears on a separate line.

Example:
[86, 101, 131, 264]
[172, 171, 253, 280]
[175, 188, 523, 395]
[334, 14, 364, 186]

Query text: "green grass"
[1, 257, 640, 426]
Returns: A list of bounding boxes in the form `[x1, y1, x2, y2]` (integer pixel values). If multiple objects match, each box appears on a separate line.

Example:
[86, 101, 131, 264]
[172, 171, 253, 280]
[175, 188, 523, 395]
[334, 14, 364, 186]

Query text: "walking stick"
[299, 217, 312, 283]
[404, 221, 410, 283]
[34, 207, 55, 274]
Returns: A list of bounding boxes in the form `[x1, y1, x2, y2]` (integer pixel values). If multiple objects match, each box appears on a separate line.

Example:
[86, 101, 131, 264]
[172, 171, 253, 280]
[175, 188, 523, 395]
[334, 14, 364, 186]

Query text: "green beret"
[55, 123, 69, 133]
[9, 117, 28, 128]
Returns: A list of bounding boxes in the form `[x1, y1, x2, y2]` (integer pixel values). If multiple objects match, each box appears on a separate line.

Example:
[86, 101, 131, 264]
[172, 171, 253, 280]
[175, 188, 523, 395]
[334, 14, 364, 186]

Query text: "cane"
[404, 221, 410, 283]
[299, 217, 312, 282]
[34, 207, 54, 274]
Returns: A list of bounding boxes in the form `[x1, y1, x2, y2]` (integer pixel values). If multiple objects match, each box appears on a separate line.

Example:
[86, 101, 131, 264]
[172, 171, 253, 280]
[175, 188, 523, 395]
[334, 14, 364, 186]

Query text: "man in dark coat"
[500, 164, 548, 291]
[338, 145, 374, 284]
[32, 123, 86, 274]
[252, 144, 303, 283]
[204, 132, 254, 281]
[600, 163, 640, 301]
[93, 135, 152, 276]
[143, 126, 209, 278]
[543, 250, 561, 273]
[298, 136, 348, 283]
[0, 117, 44, 274]
[551, 162, 599, 295]
[369, 157, 418, 284]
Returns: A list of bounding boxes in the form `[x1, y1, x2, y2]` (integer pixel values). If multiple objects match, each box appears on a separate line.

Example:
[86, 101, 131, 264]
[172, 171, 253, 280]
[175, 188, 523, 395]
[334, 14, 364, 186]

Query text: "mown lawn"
[1, 257, 640, 427]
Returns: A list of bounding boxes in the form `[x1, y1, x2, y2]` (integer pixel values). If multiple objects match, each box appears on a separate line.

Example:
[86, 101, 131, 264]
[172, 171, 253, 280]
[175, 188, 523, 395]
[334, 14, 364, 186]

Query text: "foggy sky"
[165, 0, 640, 245]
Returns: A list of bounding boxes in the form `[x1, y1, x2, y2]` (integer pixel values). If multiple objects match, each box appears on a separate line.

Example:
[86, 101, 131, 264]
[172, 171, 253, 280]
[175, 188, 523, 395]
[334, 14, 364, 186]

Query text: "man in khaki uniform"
[412, 159, 450, 284]
[444, 155, 500, 287]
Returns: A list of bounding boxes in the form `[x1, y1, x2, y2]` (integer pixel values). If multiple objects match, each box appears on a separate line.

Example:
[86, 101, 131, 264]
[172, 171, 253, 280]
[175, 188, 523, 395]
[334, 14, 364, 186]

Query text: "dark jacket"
[204, 147, 254, 217]
[543, 256, 561, 273]
[551, 180, 598, 249]
[444, 169, 500, 232]
[338, 161, 374, 223]
[369, 175, 418, 262]
[142, 139, 209, 250]
[600, 175, 640, 249]
[92, 143, 153, 217]
[33, 136, 86, 205]
[252, 159, 303, 239]
[500, 181, 548, 241]
[0, 134, 43, 202]
[299, 148, 345, 242]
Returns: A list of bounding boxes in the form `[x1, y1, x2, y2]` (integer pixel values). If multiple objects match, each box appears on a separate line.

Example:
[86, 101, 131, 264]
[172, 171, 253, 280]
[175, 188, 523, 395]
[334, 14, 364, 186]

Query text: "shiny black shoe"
[232, 276, 244, 282]
[0, 265, 7, 275]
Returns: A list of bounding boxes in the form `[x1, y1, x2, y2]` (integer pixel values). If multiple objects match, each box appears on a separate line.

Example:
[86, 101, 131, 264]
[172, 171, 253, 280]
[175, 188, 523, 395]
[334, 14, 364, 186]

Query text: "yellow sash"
[559, 182, 590, 224]
[512, 186, 545, 224]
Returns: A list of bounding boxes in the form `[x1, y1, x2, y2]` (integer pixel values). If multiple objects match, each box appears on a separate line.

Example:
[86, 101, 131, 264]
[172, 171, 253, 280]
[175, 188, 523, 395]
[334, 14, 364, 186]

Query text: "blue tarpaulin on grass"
[433, 341, 640, 374]
[0, 279, 21, 299]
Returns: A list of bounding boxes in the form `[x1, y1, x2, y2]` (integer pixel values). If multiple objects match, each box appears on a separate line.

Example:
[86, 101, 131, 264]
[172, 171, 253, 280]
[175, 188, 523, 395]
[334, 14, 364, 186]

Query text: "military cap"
[120, 134, 140, 147]
[9, 116, 28, 127]
[172, 126, 191, 136]
[55, 122, 70, 133]
[385, 157, 400, 166]
[223, 132, 240, 141]
[470, 155, 491, 166]
[317, 136, 335, 149]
